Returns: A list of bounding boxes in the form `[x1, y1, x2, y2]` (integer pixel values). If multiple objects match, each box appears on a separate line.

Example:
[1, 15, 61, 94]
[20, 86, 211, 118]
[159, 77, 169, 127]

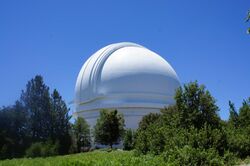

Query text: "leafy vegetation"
[0, 150, 166, 166]
[123, 129, 136, 150]
[134, 81, 250, 165]
[72, 117, 91, 153]
[94, 110, 125, 148]
[0, 75, 72, 159]
[1, 76, 250, 165]
[25, 141, 59, 158]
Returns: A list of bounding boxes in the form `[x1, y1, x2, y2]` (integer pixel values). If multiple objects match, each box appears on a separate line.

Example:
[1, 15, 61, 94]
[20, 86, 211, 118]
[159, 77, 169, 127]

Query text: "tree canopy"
[175, 81, 220, 129]
[73, 117, 91, 152]
[0, 75, 72, 159]
[94, 110, 125, 148]
[134, 81, 247, 165]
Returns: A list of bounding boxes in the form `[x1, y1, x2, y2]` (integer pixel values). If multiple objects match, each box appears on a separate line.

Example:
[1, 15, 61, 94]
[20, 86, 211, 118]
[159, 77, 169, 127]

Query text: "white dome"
[74, 42, 180, 128]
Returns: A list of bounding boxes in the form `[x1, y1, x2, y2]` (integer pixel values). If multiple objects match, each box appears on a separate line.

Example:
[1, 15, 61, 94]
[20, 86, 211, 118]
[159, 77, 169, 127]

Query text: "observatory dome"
[74, 42, 180, 129]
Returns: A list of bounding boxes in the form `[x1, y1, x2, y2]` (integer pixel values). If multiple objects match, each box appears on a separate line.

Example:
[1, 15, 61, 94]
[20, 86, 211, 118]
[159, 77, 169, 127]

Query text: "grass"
[1, 150, 250, 166]
[0, 150, 165, 166]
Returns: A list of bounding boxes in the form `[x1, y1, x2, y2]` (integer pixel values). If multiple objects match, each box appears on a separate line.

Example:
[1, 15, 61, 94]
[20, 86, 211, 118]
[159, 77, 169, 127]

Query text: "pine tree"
[20, 75, 51, 142]
[51, 89, 71, 154]
[228, 101, 238, 128]
[238, 98, 250, 128]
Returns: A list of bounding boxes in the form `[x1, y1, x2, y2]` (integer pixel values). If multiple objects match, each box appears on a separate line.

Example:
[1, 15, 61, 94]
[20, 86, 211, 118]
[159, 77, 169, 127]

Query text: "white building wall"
[75, 108, 161, 129]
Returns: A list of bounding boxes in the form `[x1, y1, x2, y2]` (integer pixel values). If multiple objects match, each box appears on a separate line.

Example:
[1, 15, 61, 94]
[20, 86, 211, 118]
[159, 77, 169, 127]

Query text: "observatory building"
[74, 42, 180, 129]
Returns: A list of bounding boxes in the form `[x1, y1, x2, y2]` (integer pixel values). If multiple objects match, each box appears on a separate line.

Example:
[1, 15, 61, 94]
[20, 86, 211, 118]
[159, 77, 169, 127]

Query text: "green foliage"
[238, 98, 250, 128]
[226, 97, 250, 158]
[228, 101, 239, 128]
[50, 89, 71, 154]
[94, 110, 125, 148]
[226, 127, 250, 158]
[136, 123, 228, 156]
[0, 151, 167, 166]
[123, 129, 136, 150]
[226, 98, 250, 158]
[72, 117, 91, 152]
[138, 113, 161, 131]
[21, 76, 71, 155]
[0, 75, 71, 159]
[175, 81, 220, 129]
[134, 81, 239, 164]
[0, 101, 29, 159]
[21, 75, 52, 142]
[162, 146, 236, 166]
[25, 142, 43, 158]
[25, 141, 59, 158]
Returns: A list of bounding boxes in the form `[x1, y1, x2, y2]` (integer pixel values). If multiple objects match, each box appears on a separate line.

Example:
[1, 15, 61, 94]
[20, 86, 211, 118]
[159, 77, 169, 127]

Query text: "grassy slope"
[0, 151, 165, 166]
[1, 150, 250, 166]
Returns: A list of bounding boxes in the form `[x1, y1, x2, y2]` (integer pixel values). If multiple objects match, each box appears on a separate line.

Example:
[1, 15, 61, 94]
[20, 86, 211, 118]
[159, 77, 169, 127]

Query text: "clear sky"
[0, 0, 249, 120]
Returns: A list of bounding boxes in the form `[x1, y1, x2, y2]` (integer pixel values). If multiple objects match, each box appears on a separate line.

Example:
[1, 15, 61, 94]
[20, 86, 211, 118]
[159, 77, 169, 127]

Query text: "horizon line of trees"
[1, 75, 250, 165]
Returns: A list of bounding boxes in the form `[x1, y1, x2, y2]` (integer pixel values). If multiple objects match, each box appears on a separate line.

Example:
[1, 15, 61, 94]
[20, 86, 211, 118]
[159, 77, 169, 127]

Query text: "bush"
[123, 129, 136, 150]
[162, 146, 236, 166]
[26, 142, 43, 158]
[135, 117, 233, 164]
[226, 127, 250, 158]
[26, 141, 59, 158]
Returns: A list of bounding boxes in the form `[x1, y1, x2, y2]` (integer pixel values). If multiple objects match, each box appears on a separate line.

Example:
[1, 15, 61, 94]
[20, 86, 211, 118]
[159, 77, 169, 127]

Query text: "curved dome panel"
[75, 42, 180, 113]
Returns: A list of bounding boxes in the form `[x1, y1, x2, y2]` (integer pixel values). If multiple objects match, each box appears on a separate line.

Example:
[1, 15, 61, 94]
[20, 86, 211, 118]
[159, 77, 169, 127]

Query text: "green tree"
[73, 117, 91, 152]
[94, 110, 125, 148]
[20, 75, 72, 155]
[51, 89, 71, 154]
[0, 101, 29, 159]
[138, 113, 161, 131]
[123, 129, 136, 150]
[175, 81, 220, 129]
[20, 75, 52, 142]
[238, 97, 250, 128]
[228, 101, 238, 128]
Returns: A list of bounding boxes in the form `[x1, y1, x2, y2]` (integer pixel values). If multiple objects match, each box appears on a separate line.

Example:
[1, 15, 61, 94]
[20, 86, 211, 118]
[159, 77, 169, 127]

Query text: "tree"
[51, 89, 71, 154]
[94, 110, 125, 148]
[0, 101, 29, 159]
[20, 75, 52, 142]
[175, 81, 220, 129]
[238, 97, 250, 128]
[138, 113, 161, 131]
[73, 117, 91, 152]
[228, 101, 239, 128]
[0, 75, 72, 158]
[123, 129, 136, 150]
[20, 75, 72, 155]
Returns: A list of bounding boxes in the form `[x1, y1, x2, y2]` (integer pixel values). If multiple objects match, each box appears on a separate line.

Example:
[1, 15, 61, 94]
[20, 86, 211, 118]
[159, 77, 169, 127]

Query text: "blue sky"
[0, 0, 249, 120]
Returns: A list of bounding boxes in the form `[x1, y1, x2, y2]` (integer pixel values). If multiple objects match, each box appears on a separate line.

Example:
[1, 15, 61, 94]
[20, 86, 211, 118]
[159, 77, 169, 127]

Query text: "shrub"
[41, 141, 59, 157]
[123, 129, 136, 150]
[26, 142, 43, 158]
[162, 146, 236, 166]
[138, 113, 161, 131]
[26, 141, 59, 158]
[226, 127, 250, 158]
